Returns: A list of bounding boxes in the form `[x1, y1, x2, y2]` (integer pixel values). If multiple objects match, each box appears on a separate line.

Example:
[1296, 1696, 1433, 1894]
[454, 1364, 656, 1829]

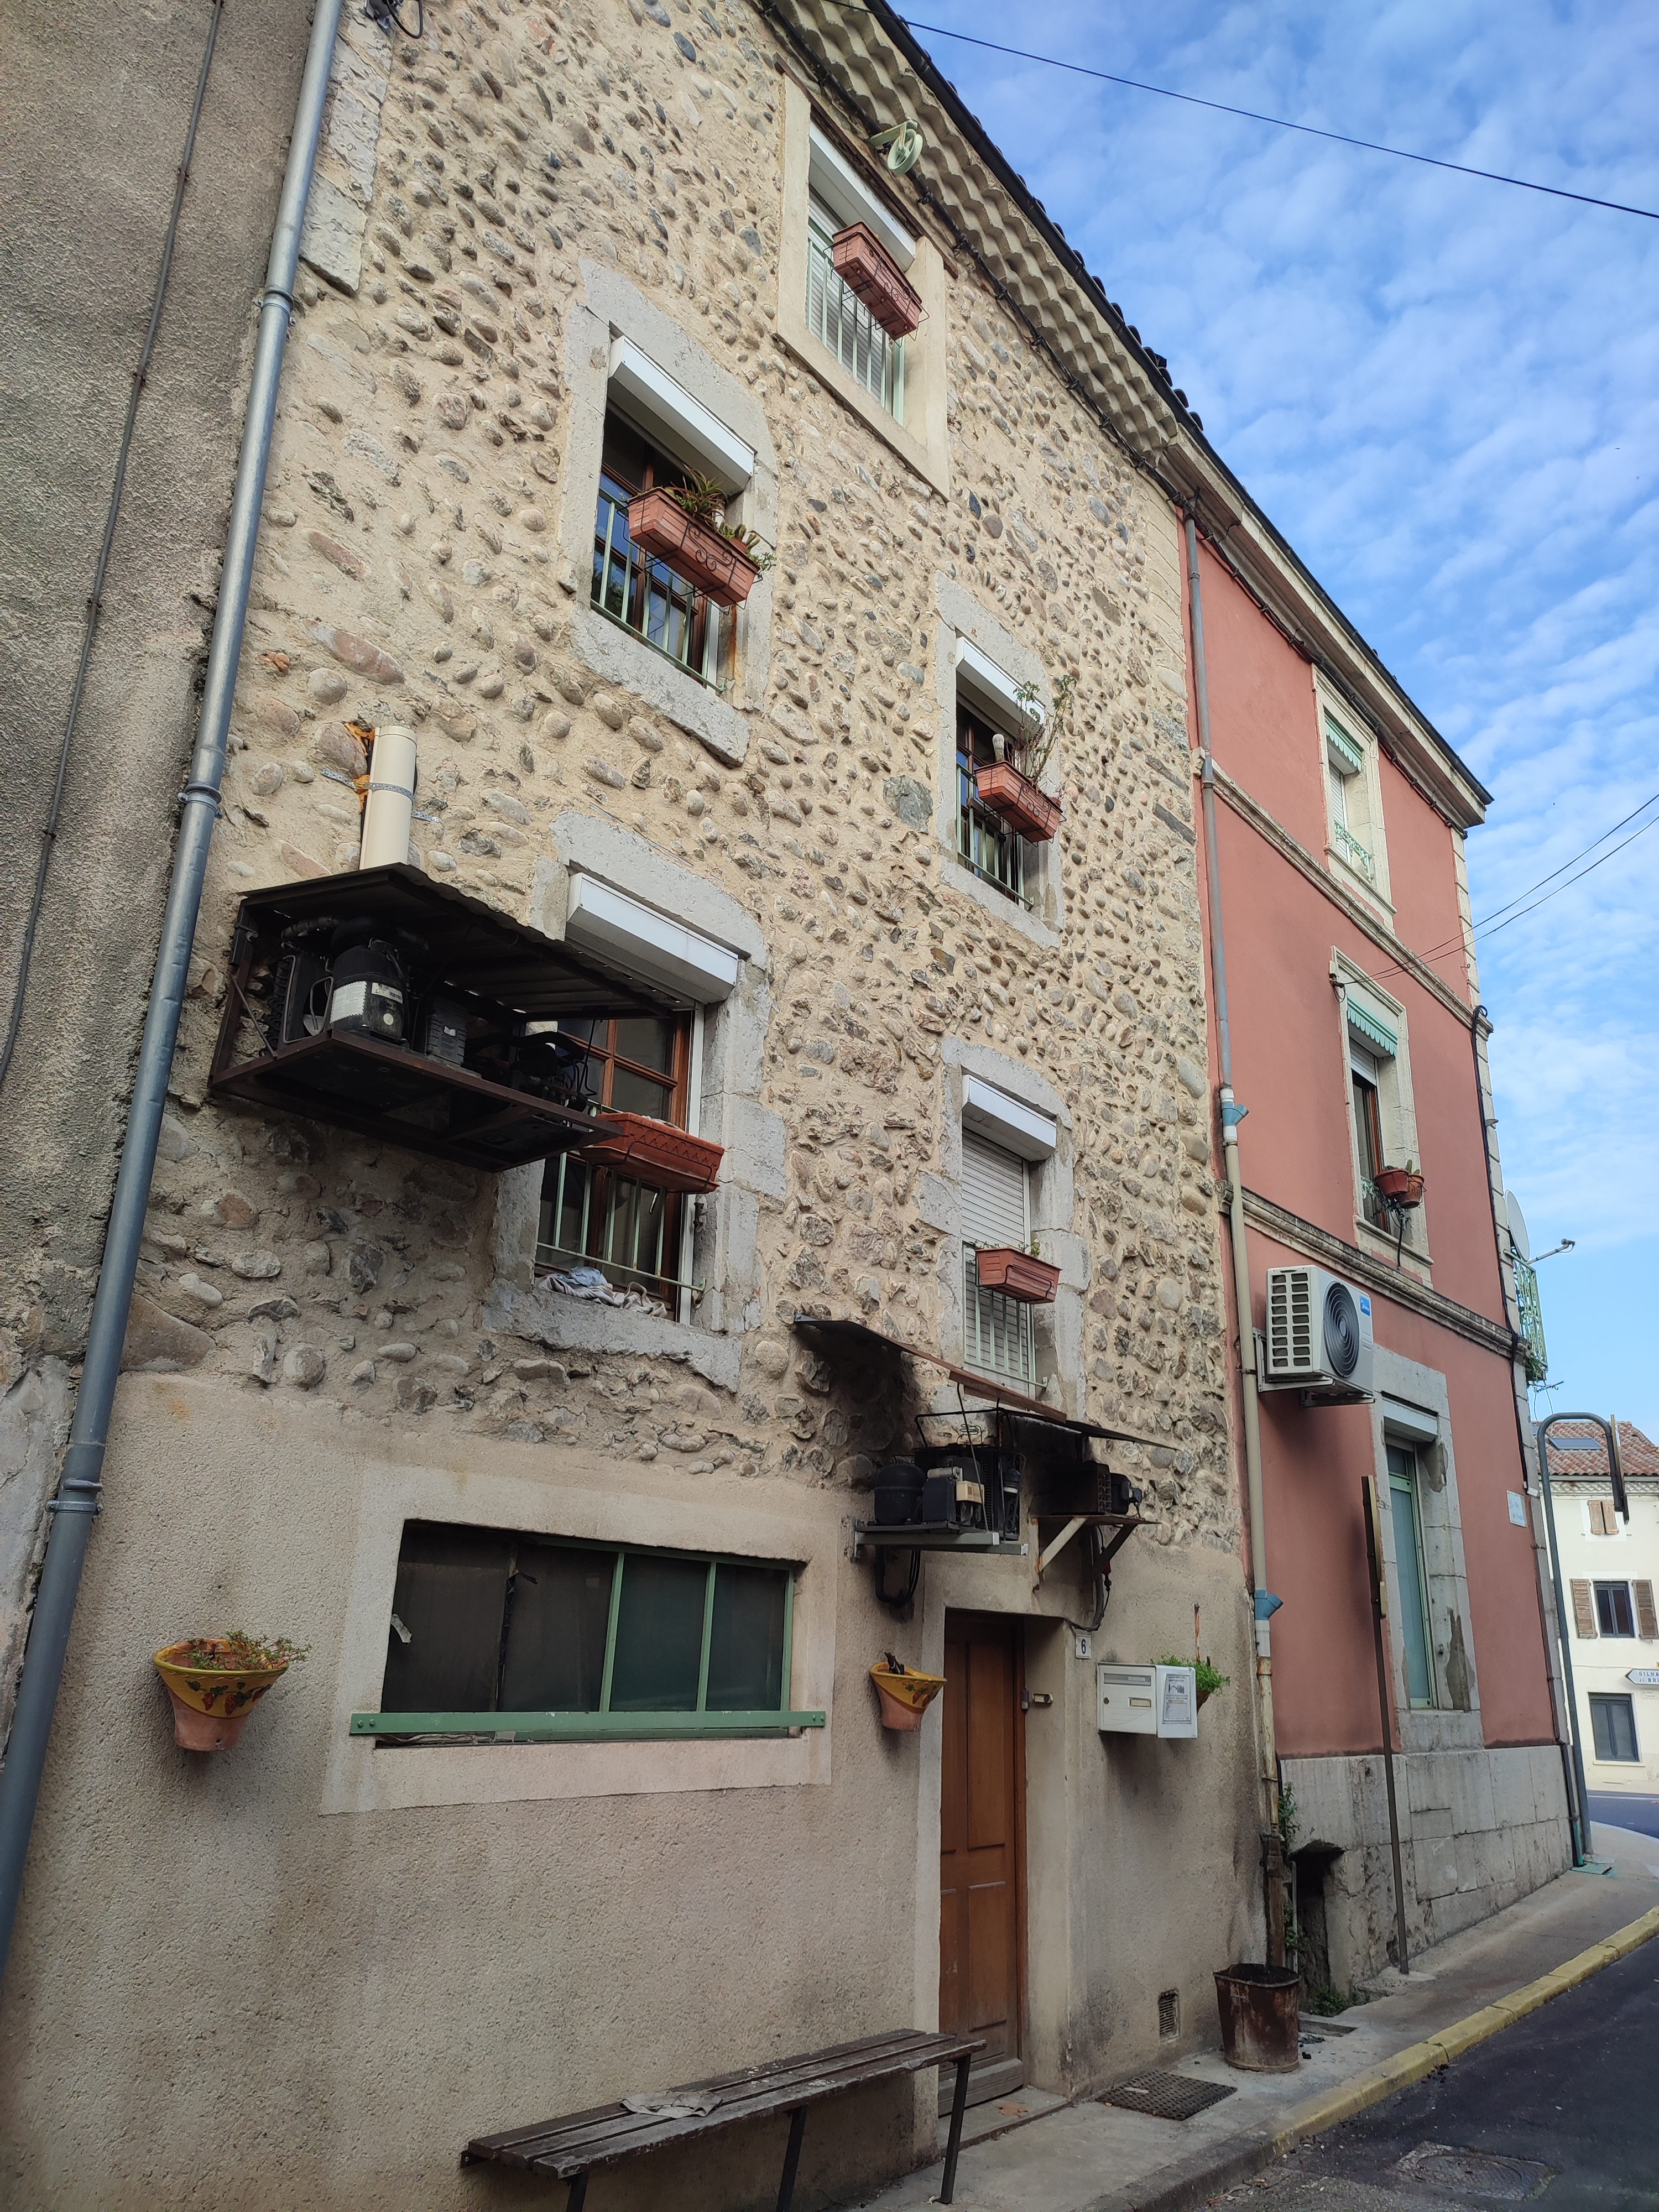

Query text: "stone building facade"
[0, 1, 1433, 2204]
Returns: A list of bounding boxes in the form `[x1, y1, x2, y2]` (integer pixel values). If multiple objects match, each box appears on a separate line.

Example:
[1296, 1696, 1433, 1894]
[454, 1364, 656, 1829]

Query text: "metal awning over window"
[1346, 999, 1398, 1059]
[789, 1312, 1160, 1449]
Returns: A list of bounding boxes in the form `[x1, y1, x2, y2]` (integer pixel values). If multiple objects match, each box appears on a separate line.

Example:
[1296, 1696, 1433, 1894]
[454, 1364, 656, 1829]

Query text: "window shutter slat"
[1571, 1578, 1597, 1639]
[961, 1131, 1029, 1249]
[1636, 1580, 1658, 1641]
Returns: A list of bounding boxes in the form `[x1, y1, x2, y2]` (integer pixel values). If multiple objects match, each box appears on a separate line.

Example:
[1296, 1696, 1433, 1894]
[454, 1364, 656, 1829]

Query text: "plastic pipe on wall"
[359, 724, 417, 869]
[1184, 512, 1286, 1966]
[0, 0, 348, 1990]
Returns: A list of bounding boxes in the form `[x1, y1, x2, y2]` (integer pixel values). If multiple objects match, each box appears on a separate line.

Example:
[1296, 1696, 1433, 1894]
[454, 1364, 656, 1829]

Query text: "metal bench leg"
[776, 2106, 807, 2212]
[939, 2053, 972, 2206]
[566, 2174, 588, 2212]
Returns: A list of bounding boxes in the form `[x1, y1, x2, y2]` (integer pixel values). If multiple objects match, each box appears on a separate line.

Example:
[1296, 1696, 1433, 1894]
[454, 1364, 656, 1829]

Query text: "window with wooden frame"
[957, 705, 1029, 907]
[592, 414, 727, 689]
[537, 1011, 692, 1298]
[1350, 1040, 1389, 1230]
[352, 1521, 823, 1744]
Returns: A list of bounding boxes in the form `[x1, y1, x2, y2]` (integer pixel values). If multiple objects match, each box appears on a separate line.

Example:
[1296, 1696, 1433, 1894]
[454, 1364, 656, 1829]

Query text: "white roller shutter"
[962, 1133, 1032, 1385]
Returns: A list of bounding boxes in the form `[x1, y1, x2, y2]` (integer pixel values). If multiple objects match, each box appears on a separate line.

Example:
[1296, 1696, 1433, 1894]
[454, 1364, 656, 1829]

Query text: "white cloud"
[915, 0, 1659, 1274]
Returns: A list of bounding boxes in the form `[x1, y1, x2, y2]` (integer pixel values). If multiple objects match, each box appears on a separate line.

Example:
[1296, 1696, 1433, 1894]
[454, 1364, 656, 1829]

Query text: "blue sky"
[900, 0, 1659, 1434]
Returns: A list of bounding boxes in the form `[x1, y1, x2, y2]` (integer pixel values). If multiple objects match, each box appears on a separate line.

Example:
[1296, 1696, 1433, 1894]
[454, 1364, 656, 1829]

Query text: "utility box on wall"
[1097, 1663, 1198, 1740]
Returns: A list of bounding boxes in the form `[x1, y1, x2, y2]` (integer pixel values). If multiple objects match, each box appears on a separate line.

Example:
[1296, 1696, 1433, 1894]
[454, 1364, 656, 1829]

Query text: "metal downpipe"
[1184, 512, 1285, 1963]
[0, 0, 346, 1988]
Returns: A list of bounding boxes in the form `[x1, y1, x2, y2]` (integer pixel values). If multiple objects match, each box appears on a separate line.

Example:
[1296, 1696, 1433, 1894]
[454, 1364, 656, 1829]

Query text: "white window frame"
[1333, 953, 1427, 1264]
[1316, 677, 1392, 908]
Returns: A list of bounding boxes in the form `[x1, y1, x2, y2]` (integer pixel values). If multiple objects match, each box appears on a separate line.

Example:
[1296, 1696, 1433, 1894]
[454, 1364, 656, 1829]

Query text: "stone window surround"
[1370, 1348, 1484, 1752]
[1332, 950, 1431, 1272]
[317, 1454, 837, 1814]
[1314, 669, 1394, 916]
[487, 810, 786, 1389]
[774, 75, 951, 496]
[930, 575, 1066, 946]
[921, 1038, 1086, 1417]
[556, 260, 779, 770]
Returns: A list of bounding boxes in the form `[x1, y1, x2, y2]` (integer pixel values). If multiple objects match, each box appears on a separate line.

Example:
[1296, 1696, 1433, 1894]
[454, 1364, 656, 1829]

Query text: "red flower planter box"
[577, 1112, 724, 1196]
[1373, 1167, 1424, 1210]
[975, 1247, 1061, 1305]
[627, 489, 761, 609]
[831, 223, 924, 339]
[974, 762, 1062, 842]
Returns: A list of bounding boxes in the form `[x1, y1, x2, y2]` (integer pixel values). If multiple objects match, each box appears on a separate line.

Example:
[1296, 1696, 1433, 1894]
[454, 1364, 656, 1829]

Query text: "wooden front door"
[939, 1613, 1024, 2081]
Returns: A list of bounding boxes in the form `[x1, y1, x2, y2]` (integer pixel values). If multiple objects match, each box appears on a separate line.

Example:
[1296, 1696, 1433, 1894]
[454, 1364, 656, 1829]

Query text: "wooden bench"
[463, 2027, 985, 2209]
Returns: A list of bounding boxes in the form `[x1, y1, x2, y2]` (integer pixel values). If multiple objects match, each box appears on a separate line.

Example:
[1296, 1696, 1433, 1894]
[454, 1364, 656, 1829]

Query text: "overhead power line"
[1370, 790, 1659, 984]
[830, 2, 1659, 223]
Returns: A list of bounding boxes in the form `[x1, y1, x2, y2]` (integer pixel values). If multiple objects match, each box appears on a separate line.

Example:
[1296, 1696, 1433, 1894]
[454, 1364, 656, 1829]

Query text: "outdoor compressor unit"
[1096, 1662, 1198, 1740]
[1262, 1264, 1374, 1398]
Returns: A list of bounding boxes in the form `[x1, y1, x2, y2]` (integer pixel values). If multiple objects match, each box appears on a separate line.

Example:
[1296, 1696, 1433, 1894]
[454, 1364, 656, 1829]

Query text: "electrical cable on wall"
[0, 0, 226, 1098]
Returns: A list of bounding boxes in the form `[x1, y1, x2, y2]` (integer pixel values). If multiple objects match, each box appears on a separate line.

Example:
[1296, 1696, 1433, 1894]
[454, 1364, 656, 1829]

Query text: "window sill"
[352, 1709, 826, 1744]
[943, 856, 1061, 946]
[1326, 844, 1394, 916]
[486, 1275, 742, 1390]
[572, 603, 754, 769]
[1355, 1214, 1433, 1280]
[773, 316, 948, 495]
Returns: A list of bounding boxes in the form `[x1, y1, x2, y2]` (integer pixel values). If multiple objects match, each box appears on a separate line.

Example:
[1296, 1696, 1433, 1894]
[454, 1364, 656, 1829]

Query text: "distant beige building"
[1546, 1420, 1659, 1796]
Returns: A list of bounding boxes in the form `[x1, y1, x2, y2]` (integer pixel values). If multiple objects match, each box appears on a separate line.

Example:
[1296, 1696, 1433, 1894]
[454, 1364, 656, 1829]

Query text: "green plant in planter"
[1011, 669, 1077, 785]
[178, 1631, 310, 1671]
[663, 472, 776, 572]
[1157, 1654, 1230, 1699]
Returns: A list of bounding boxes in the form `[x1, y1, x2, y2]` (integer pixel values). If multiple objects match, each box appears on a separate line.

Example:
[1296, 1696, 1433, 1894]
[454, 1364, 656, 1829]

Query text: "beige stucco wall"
[2, 0, 1264, 2200]
[0, 1374, 1260, 2209]
[1552, 1476, 1659, 1794]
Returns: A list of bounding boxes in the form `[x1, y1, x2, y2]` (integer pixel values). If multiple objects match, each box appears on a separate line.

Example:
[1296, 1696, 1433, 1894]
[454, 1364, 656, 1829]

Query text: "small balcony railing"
[1331, 821, 1376, 883]
[1513, 1251, 1548, 1383]
[592, 472, 722, 688]
[957, 766, 1031, 906]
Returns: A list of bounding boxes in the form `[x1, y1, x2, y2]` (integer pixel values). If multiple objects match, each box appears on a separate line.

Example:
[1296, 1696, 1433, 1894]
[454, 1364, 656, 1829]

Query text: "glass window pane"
[382, 1522, 512, 1713]
[609, 1554, 708, 1711]
[1595, 1582, 1635, 1636]
[599, 1175, 665, 1275]
[499, 1542, 613, 1712]
[611, 1065, 675, 1119]
[1389, 1473, 1434, 1706]
[1590, 1694, 1639, 1761]
[706, 1564, 787, 1711]
[614, 1016, 676, 1074]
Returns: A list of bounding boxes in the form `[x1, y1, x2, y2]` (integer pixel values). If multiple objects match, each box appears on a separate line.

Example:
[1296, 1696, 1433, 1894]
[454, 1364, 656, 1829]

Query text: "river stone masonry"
[126, 0, 1234, 1554]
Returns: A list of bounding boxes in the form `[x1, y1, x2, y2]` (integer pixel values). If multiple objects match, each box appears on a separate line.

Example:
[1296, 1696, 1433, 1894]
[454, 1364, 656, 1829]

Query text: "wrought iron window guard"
[1332, 821, 1377, 882]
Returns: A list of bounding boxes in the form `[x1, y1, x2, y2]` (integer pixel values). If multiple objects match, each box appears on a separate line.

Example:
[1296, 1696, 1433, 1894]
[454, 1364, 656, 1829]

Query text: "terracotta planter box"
[974, 761, 1062, 842]
[1374, 1167, 1424, 1210]
[577, 1111, 724, 1196]
[627, 489, 761, 609]
[830, 223, 924, 339]
[975, 1247, 1061, 1305]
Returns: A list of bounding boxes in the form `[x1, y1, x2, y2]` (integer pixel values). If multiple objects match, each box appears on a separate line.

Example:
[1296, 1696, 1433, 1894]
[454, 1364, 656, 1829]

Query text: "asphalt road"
[1590, 1792, 1659, 1840]
[1220, 1937, 1659, 2210]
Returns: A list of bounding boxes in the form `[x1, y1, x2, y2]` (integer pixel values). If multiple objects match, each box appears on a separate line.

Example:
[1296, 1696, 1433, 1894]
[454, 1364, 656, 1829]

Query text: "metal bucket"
[1214, 1963, 1301, 2073]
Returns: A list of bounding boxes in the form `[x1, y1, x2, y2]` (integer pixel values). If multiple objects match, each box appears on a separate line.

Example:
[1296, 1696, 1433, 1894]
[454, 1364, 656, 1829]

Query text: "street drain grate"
[1102, 2070, 1237, 2122]
[1392, 2142, 1556, 2200]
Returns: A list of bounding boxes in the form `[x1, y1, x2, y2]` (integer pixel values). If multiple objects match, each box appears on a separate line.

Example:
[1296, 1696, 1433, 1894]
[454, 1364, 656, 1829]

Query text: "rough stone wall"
[107, 0, 1234, 1554]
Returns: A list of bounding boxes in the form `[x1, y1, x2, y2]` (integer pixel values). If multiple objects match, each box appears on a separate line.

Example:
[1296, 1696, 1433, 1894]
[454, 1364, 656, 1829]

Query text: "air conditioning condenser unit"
[1263, 1265, 1374, 1397]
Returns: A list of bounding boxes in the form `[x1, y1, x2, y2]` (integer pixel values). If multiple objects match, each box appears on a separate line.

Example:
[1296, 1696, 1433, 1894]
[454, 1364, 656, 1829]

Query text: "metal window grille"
[591, 467, 722, 687]
[1512, 1250, 1547, 1381]
[1332, 818, 1376, 882]
[806, 199, 903, 415]
[956, 712, 1030, 905]
[962, 1131, 1034, 1387]
[536, 1153, 671, 1290]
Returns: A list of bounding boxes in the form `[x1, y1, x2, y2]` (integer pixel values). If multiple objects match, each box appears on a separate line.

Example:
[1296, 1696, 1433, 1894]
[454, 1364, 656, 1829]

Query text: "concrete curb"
[1268, 1901, 1659, 2154]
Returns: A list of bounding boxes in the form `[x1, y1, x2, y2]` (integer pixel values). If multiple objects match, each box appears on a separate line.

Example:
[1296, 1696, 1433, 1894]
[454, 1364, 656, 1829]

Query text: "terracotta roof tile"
[1543, 1419, 1659, 1476]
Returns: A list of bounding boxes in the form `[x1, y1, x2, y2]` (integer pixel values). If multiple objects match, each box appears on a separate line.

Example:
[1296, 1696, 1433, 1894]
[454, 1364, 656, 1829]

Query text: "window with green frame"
[1386, 1443, 1436, 1708]
[351, 1521, 824, 1744]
